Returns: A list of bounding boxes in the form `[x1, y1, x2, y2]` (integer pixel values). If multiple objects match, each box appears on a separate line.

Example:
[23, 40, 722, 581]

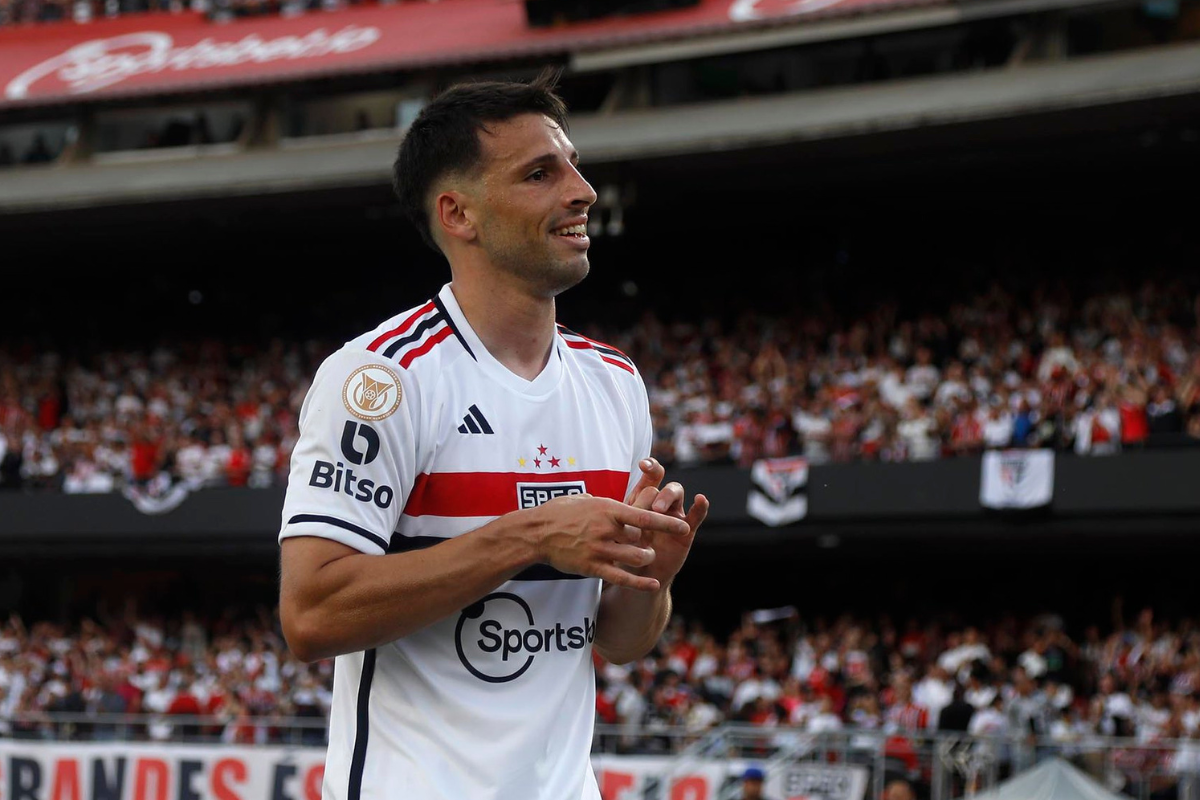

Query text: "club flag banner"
[767, 764, 869, 800]
[748, 456, 808, 526]
[122, 477, 198, 515]
[979, 449, 1055, 510]
[0, 743, 326, 800]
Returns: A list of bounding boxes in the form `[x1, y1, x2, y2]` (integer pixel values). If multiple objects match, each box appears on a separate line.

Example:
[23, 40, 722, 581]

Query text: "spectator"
[883, 780, 917, 800]
[938, 684, 976, 732]
[736, 766, 778, 800]
[884, 673, 930, 733]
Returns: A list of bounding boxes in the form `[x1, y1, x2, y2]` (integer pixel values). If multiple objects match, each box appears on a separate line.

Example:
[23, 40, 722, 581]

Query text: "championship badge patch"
[343, 364, 402, 421]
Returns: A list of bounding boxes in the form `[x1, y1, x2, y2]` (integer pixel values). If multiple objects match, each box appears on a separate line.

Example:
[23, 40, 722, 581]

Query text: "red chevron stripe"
[559, 327, 631, 361]
[562, 336, 636, 374]
[398, 325, 453, 369]
[367, 300, 437, 353]
[600, 355, 636, 375]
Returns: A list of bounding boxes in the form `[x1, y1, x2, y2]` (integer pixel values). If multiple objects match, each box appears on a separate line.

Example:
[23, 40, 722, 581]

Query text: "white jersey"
[279, 283, 651, 800]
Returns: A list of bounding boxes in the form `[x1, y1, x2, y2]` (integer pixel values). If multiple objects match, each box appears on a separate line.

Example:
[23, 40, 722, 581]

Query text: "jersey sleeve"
[279, 348, 420, 555]
[623, 363, 654, 502]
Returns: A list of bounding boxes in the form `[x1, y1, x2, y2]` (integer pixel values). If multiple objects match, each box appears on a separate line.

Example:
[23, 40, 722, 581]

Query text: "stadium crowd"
[1, 280, 1198, 495]
[3, 599, 1200, 782]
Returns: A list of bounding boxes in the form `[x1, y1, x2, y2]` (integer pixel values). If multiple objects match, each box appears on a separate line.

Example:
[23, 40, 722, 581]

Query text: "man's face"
[743, 779, 764, 800]
[461, 113, 598, 297]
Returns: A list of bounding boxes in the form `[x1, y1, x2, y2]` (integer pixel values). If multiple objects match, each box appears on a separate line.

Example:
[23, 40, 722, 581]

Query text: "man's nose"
[568, 168, 598, 208]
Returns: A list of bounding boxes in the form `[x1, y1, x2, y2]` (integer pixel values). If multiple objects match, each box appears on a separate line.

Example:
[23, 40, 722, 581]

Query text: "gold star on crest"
[567, 457, 576, 466]
[518, 457, 527, 467]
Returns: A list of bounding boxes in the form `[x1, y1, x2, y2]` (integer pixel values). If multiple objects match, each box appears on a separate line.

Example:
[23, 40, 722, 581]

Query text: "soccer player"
[277, 71, 709, 800]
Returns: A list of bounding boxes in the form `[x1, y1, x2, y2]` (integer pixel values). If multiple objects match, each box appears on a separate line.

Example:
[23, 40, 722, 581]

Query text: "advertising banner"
[0, 743, 325, 800]
[767, 763, 870, 800]
[592, 754, 745, 800]
[0, 0, 929, 108]
[0, 743, 870, 800]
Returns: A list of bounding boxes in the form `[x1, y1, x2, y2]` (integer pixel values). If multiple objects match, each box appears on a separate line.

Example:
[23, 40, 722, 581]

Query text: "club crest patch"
[343, 364, 402, 421]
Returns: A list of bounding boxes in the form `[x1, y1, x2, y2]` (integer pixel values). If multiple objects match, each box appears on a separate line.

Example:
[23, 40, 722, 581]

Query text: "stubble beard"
[489, 236, 590, 298]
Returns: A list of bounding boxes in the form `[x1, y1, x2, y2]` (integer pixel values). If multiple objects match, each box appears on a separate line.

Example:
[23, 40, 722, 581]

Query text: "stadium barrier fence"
[3, 715, 1198, 800]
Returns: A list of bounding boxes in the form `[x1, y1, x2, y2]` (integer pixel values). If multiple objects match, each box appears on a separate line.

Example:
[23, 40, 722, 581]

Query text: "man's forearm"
[594, 583, 673, 665]
[282, 494, 687, 663]
[281, 513, 541, 662]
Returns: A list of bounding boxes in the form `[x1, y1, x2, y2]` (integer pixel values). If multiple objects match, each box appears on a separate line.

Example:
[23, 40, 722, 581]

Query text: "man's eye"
[528, 170, 547, 182]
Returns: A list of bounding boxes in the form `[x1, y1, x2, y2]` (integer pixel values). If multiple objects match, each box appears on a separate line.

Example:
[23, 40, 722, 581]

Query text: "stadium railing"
[5, 714, 1198, 800]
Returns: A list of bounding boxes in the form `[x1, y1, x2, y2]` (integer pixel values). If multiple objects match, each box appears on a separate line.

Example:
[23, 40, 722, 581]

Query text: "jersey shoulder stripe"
[556, 324, 632, 361]
[382, 310, 445, 359]
[365, 295, 476, 371]
[397, 325, 454, 370]
[367, 300, 437, 354]
[556, 325, 636, 374]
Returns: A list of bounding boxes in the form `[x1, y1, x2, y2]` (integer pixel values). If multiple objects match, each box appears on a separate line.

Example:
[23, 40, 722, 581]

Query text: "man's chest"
[402, 376, 637, 520]
[423, 376, 635, 477]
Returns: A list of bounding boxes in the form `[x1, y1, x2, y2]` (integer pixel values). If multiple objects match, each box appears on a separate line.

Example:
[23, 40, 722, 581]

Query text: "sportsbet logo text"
[455, 593, 595, 683]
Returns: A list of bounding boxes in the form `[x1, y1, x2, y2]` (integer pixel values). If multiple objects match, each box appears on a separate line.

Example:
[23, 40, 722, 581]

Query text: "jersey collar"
[437, 283, 565, 399]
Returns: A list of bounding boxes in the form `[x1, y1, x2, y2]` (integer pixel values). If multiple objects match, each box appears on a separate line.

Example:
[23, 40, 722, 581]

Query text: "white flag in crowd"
[980, 449, 1055, 510]
[747, 456, 808, 526]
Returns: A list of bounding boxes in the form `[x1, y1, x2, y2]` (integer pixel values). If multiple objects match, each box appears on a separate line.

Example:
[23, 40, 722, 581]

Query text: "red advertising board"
[0, 744, 871, 800]
[0, 0, 931, 108]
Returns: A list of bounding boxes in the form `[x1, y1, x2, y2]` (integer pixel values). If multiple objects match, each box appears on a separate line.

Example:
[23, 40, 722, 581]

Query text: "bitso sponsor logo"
[341, 420, 380, 466]
[517, 481, 586, 509]
[455, 593, 595, 684]
[5, 27, 381, 100]
[343, 364, 402, 421]
[309, 460, 393, 509]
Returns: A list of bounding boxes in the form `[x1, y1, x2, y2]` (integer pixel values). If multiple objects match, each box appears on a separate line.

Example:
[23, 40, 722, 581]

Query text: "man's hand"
[622, 457, 709, 589]
[534, 494, 691, 592]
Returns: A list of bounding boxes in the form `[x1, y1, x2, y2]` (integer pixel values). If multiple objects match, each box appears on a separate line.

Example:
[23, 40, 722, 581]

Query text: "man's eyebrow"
[516, 150, 581, 173]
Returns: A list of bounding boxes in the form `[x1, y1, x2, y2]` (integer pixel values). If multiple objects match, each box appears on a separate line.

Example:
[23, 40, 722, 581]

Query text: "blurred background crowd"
[4, 599, 1200, 777]
[2, 278, 1198, 495]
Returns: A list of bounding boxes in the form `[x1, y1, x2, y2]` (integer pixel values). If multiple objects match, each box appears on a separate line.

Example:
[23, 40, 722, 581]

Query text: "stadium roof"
[2, 39, 1198, 212]
[0, 0, 1131, 109]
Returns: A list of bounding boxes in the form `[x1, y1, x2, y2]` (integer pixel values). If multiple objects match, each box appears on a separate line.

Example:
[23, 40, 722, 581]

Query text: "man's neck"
[448, 276, 557, 382]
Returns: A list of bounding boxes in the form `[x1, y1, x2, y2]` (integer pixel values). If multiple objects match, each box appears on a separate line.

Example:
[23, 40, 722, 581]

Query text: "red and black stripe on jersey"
[367, 296, 476, 369]
[556, 325, 635, 375]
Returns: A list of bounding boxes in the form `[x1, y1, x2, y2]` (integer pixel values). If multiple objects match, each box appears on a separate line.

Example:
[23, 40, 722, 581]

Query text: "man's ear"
[433, 190, 476, 246]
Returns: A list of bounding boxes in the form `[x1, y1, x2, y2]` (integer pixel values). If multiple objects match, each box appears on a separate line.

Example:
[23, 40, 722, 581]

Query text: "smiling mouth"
[552, 223, 588, 239]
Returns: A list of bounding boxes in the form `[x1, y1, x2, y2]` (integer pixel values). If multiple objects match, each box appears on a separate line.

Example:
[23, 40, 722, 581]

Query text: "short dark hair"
[393, 69, 569, 254]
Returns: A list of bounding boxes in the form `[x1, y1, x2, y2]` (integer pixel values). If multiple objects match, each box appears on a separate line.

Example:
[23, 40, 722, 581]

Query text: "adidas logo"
[457, 405, 494, 435]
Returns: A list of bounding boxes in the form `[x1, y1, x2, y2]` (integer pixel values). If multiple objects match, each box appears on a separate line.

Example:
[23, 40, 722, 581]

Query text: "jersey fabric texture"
[279, 283, 652, 800]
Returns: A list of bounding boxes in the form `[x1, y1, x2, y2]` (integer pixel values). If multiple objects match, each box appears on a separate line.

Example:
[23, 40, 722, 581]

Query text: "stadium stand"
[4, 599, 1199, 771]
[2, 0, 1200, 798]
[1, 279, 1197, 494]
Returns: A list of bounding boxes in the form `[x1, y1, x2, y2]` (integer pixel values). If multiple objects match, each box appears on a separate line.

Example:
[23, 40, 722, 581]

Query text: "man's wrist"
[481, 507, 546, 571]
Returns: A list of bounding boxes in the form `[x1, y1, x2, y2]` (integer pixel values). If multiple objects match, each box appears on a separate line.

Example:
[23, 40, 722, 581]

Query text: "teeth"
[555, 224, 587, 236]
